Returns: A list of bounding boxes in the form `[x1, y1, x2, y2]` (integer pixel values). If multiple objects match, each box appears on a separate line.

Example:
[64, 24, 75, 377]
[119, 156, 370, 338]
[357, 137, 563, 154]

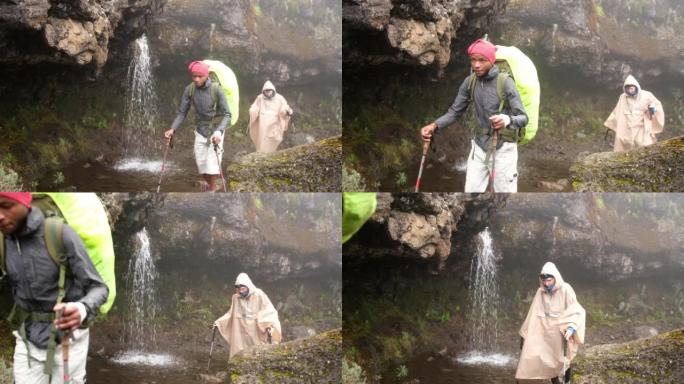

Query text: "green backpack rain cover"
[38, 193, 116, 314]
[494, 45, 540, 145]
[0, 193, 116, 315]
[203, 59, 240, 127]
[342, 193, 377, 244]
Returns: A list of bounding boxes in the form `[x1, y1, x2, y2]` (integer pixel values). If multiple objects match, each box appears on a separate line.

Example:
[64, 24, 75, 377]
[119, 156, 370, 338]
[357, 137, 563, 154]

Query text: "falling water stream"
[116, 34, 163, 172]
[457, 228, 514, 366]
[113, 228, 175, 367]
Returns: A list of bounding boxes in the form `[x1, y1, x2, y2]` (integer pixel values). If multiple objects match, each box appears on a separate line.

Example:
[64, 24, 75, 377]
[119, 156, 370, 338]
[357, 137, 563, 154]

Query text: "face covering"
[545, 284, 555, 293]
[239, 289, 249, 298]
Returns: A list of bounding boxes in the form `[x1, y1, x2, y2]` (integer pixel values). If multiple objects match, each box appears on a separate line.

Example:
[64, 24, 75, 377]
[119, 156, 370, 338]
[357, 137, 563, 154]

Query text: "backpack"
[0, 193, 116, 315]
[467, 44, 540, 145]
[187, 59, 240, 127]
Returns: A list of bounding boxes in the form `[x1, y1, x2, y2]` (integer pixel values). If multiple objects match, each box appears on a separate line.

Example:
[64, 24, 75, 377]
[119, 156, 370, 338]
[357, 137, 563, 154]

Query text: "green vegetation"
[344, 264, 469, 376]
[0, 360, 11, 384]
[0, 163, 22, 191]
[342, 359, 368, 384]
[396, 364, 408, 379]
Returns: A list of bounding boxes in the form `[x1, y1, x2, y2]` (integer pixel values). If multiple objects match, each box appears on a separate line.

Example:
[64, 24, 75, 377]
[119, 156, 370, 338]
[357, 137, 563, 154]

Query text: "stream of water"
[121, 34, 160, 160]
[113, 228, 177, 369]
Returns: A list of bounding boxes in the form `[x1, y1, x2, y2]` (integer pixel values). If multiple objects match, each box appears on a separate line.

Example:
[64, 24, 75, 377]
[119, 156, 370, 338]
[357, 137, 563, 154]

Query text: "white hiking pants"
[464, 140, 518, 193]
[194, 131, 224, 175]
[13, 328, 89, 384]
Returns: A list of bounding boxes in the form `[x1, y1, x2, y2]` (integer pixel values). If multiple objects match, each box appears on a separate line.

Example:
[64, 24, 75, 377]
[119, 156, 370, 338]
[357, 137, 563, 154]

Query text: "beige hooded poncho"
[515, 262, 586, 380]
[248, 81, 293, 153]
[214, 273, 283, 358]
[604, 75, 664, 152]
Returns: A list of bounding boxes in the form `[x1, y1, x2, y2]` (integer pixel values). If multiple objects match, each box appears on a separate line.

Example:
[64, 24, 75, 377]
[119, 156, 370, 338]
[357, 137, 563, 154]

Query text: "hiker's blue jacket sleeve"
[63, 225, 108, 321]
[171, 86, 192, 130]
[434, 77, 471, 130]
[215, 88, 231, 133]
[503, 77, 528, 129]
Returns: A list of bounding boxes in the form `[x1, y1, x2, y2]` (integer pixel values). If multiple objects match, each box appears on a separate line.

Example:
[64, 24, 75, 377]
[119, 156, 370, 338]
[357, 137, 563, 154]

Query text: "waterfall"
[468, 227, 500, 351]
[120, 34, 160, 163]
[457, 227, 512, 366]
[124, 228, 160, 350]
[209, 23, 216, 56]
[114, 228, 174, 366]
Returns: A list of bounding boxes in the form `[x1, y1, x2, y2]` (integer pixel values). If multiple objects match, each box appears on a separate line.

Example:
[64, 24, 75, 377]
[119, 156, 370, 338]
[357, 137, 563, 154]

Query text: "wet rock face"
[343, 0, 505, 70]
[572, 328, 684, 384]
[111, 193, 340, 281]
[150, 0, 341, 83]
[497, 0, 684, 85]
[570, 136, 684, 192]
[343, 193, 497, 269]
[345, 193, 684, 280]
[495, 194, 684, 280]
[0, 0, 164, 71]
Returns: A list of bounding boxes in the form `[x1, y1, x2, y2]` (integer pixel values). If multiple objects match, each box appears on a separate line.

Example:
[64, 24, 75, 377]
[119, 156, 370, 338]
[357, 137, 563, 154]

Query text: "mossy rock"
[227, 328, 341, 384]
[572, 328, 684, 384]
[570, 136, 684, 191]
[226, 136, 341, 192]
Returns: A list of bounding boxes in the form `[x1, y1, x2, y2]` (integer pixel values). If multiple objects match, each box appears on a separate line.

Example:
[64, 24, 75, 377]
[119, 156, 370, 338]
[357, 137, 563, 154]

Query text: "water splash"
[455, 351, 514, 367]
[451, 159, 468, 172]
[123, 35, 160, 158]
[112, 351, 176, 366]
[113, 158, 167, 173]
[123, 228, 160, 351]
[467, 227, 500, 352]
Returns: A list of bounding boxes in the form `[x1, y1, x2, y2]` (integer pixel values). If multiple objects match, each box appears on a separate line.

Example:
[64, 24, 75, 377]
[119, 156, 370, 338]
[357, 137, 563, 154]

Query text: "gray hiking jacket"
[434, 65, 528, 151]
[171, 78, 231, 138]
[3, 208, 108, 349]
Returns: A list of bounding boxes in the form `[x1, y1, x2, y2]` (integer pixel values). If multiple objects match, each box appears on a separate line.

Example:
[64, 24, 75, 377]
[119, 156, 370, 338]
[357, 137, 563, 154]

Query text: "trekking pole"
[415, 139, 431, 192]
[489, 129, 498, 193]
[213, 143, 228, 192]
[207, 326, 217, 372]
[58, 309, 71, 384]
[156, 134, 174, 193]
[560, 337, 569, 382]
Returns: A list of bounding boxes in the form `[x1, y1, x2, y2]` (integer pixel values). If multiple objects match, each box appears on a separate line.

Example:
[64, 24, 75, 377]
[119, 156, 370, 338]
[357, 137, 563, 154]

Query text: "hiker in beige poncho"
[516, 262, 586, 384]
[604, 75, 664, 152]
[248, 81, 293, 153]
[213, 273, 282, 358]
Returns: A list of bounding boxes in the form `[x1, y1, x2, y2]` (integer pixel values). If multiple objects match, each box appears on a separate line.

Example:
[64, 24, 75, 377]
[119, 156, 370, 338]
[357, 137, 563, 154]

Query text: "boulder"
[343, 0, 504, 69]
[227, 136, 341, 192]
[570, 136, 684, 192]
[0, 0, 164, 71]
[572, 328, 684, 384]
[227, 329, 341, 384]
